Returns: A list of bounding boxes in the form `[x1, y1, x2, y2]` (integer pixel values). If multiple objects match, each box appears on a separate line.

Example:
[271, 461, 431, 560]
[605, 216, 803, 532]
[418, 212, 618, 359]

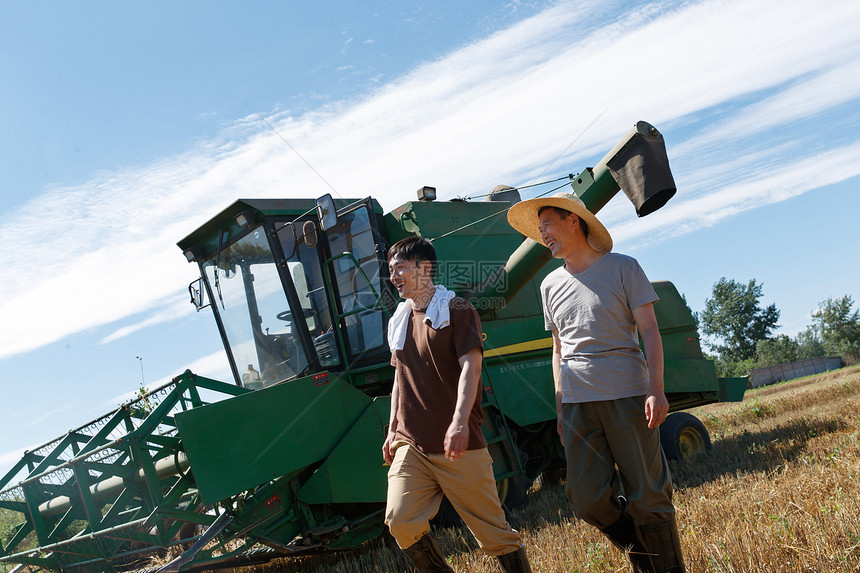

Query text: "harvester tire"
[659, 412, 711, 461]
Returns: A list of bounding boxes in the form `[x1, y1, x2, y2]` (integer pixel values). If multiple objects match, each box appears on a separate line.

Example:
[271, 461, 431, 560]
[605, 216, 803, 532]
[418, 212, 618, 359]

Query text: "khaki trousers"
[561, 395, 675, 529]
[385, 443, 522, 556]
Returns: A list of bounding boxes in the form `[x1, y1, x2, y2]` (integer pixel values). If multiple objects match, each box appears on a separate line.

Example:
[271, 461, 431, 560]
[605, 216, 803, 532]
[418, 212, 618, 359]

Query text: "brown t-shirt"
[390, 297, 486, 454]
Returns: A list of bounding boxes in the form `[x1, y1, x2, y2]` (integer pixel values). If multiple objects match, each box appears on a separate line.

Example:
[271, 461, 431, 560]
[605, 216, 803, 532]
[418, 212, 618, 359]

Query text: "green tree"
[716, 355, 758, 377]
[755, 334, 798, 367]
[795, 326, 825, 359]
[700, 278, 780, 367]
[811, 295, 860, 362]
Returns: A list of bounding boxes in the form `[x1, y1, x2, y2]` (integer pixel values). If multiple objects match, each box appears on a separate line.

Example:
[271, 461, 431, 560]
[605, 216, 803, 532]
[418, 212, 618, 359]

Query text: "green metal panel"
[718, 377, 749, 402]
[386, 200, 511, 241]
[297, 397, 390, 504]
[663, 358, 718, 393]
[175, 372, 371, 505]
[652, 282, 695, 330]
[483, 351, 555, 427]
[227, 476, 303, 549]
[652, 281, 705, 361]
[482, 316, 550, 355]
[479, 404, 518, 479]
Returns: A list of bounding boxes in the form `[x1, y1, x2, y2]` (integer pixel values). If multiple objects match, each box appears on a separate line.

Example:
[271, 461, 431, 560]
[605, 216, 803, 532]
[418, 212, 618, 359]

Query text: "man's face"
[388, 256, 432, 299]
[538, 209, 577, 258]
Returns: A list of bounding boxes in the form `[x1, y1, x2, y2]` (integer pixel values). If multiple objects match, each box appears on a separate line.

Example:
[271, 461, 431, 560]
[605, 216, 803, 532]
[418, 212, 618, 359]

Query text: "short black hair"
[387, 236, 437, 279]
[537, 206, 589, 238]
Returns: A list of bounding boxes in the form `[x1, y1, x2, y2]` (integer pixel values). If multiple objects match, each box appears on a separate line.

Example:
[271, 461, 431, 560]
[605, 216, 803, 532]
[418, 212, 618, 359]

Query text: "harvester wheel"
[659, 412, 711, 461]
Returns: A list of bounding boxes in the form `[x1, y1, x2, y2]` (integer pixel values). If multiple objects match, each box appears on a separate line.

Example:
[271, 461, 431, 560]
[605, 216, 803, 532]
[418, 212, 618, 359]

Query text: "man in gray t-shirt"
[542, 252, 659, 403]
[509, 192, 685, 573]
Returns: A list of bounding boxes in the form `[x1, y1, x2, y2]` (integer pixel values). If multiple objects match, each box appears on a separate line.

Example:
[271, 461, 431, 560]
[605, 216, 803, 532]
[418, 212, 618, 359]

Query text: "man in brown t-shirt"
[382, 237, 531, 573]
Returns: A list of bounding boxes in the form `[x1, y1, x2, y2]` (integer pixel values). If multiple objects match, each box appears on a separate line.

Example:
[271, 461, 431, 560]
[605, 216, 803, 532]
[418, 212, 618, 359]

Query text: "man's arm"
[382, 371, 400, 465]
[443, 346, 483, 461]
[551, 329, 564, 444]
[632, 302, 668, 428]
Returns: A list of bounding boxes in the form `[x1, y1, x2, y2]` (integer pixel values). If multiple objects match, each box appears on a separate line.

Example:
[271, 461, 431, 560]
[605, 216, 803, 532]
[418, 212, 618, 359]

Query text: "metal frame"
[320, 198, 395, 375]
[0, 372, 247, 571]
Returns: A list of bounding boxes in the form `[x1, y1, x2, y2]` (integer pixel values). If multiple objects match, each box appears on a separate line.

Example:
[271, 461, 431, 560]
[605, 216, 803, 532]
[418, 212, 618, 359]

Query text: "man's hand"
[382, 432, 396, 465]
[644, 391, 669, 428]
[444, 421, 469, 461]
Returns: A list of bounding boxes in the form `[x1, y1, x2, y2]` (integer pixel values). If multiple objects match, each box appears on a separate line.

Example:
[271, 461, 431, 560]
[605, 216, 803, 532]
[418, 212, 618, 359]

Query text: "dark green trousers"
[561, 395, 675, 529]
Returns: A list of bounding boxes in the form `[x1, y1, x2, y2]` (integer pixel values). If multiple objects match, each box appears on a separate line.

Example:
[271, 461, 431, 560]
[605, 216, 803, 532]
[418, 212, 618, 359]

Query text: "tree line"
[695, 277, 860, 377]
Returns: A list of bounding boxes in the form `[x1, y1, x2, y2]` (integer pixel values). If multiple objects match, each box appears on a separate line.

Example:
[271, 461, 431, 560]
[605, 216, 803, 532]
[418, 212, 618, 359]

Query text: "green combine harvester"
[0, 122, 747, 572]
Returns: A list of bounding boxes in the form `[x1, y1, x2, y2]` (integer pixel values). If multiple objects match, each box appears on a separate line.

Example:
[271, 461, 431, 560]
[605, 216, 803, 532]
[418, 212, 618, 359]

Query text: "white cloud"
[100, 295, 196, 344]
[1, 0, 858, 361]
[610, 142, 860, 249]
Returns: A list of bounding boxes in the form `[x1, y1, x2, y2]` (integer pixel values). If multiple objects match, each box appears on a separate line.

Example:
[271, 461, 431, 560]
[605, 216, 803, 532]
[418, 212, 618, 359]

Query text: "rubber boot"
[638, 518, 685, 573]
[601, 513, 654, 573]
[496, 546, 533, 573]
[401, 533, 455, 572]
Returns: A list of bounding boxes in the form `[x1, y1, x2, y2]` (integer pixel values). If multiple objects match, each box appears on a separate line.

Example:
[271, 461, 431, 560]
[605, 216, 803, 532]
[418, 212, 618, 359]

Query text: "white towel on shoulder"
[387, 285, 457, 351]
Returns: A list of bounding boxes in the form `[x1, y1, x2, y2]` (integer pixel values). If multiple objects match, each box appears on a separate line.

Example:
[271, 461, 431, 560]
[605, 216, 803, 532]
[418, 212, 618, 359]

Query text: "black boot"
[601, 513, 654, 573]
[638, 518, 685, 573]
[496, 546, 533, 573]
[401, 533, 455, 572]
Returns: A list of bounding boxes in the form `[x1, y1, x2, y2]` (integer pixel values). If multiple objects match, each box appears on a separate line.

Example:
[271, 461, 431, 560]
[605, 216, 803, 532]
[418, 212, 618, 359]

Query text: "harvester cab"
[178, 195, 395, 392]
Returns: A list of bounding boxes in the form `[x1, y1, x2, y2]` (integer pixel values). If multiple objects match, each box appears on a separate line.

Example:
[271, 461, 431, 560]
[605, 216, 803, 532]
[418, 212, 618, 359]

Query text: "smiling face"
[388, 255, 434, 300]
[538, 207, 579, 259]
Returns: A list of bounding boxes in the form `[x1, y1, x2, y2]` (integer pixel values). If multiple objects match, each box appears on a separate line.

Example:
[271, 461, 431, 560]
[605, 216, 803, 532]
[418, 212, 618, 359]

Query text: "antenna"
[136, 356, 145, 387]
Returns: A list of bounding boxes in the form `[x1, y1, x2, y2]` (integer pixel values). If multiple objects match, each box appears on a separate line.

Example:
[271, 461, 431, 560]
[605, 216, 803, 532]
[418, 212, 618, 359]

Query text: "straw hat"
[507, 192, 613, 253]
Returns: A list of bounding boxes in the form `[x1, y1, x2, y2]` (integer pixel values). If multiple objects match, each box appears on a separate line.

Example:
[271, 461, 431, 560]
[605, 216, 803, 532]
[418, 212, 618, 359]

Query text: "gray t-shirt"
[541, 252, 658, 403]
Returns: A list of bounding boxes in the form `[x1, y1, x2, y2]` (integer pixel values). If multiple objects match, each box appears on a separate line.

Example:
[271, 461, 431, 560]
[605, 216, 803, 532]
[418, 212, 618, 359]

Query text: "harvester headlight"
[417, 186, 436, 202]
[234, 209, 256, 228]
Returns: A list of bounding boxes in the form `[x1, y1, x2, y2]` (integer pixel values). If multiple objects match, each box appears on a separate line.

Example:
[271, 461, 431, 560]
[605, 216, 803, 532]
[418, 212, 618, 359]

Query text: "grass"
[235, 365, 860, 572]
[4, 366, 859, 572]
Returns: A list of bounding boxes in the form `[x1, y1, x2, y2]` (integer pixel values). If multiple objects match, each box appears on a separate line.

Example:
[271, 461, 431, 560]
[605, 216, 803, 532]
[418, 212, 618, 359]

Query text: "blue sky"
[1, 0, 859, 477]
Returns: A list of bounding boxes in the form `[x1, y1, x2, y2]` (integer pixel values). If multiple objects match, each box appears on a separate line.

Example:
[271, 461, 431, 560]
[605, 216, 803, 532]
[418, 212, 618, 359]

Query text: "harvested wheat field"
[231, 364, 860, 573]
